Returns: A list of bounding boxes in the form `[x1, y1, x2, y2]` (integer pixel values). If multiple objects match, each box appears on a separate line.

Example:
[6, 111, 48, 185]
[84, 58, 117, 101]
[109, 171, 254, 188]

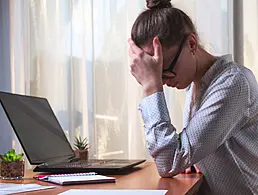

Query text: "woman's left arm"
[139, 73, 250, 177]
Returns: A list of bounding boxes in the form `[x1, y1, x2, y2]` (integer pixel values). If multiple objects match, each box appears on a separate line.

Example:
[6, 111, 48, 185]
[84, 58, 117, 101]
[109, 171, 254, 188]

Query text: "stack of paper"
[34, 172, 115, 185]
[59, 189, 168, 195]
[0, 183, 55, 195]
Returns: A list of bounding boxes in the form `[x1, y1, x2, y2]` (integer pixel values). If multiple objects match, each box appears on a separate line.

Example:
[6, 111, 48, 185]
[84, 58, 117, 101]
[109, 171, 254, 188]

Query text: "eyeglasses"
[162, 35, 188, 79]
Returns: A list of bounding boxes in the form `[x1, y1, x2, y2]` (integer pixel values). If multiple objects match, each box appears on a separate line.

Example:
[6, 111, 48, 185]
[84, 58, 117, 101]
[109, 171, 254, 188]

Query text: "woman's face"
[143, 34, 198, 89]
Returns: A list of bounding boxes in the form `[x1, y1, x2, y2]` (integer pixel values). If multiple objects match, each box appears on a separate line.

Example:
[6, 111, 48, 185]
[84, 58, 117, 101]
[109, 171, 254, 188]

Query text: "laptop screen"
[0, 92, 75, 165]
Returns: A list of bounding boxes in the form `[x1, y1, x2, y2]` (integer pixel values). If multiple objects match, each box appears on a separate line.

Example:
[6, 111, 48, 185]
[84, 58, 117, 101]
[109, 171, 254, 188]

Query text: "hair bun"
[146, 0, 172, 9]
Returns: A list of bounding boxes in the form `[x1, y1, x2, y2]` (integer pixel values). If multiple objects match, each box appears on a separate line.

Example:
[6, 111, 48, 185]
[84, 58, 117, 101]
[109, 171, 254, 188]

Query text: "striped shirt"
[139, 55, 258, 195]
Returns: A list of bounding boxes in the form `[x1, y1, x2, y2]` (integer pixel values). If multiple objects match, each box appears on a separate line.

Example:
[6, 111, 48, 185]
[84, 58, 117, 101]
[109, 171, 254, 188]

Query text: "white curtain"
[2, 0, 233, 167]
[9, 0, 148, 162]
[243, 0, 258, 75]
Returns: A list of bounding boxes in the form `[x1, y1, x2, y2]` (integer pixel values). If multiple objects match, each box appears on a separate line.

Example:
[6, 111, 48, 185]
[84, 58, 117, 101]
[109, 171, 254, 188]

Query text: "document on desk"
[59, 189, 168, 195]
[0, 183, 55, 195]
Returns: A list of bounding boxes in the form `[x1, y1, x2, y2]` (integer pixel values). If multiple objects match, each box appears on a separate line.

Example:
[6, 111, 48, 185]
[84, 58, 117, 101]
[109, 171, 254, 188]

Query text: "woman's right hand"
[128, 37, 164, 96]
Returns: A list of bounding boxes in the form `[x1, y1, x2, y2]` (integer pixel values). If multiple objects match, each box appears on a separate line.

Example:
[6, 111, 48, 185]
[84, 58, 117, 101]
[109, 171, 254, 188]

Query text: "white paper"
[59, 189, 167, 195]
[0, 183, 55, 195]
[49, 175, 115, 185]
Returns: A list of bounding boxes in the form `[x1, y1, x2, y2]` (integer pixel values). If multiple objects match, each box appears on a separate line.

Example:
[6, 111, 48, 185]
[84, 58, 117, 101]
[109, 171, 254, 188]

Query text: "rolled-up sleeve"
[138, 73, 250, 177]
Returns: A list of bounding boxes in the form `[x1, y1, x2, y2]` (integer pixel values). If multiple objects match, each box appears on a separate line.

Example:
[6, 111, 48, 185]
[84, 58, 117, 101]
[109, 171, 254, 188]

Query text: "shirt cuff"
[138, 92, 171, 128]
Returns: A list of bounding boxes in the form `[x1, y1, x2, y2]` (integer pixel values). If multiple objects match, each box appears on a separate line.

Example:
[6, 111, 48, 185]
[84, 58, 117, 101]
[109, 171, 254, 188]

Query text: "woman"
[128, 0, 258, 194]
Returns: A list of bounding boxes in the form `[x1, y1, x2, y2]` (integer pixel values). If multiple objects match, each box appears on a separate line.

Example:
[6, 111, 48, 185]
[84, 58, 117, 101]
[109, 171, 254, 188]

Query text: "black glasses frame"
[162, 35, 188, 79]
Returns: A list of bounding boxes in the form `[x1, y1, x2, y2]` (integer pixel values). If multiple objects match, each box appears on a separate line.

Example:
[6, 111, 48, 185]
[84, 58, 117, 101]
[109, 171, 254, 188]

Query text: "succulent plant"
[0, 149, 24, 162]
[74, 136, 89, 150]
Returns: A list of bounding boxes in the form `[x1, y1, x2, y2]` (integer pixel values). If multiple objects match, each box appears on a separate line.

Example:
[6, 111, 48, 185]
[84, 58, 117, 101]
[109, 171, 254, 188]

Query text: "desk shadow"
[21, 178, 35, 180]
[110, 167, 143, 175]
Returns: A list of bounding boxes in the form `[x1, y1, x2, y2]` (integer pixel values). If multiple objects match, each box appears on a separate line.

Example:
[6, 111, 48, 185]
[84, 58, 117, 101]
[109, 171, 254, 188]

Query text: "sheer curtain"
[243, 0, 258, 75]
[28, 0, 90, 145]
[1, 0, 233, 166]
[9, 0, 148, 162]
[5, 0, 92, 167]
[90, 0, 147, 159]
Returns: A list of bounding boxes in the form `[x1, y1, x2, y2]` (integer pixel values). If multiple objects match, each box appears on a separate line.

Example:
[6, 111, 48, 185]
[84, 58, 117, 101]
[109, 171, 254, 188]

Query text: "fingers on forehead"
[128, 39, 142, 54]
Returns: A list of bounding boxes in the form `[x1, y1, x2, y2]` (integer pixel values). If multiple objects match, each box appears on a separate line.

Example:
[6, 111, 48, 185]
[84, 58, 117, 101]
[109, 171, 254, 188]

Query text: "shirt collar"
[200, 54, 233, 87]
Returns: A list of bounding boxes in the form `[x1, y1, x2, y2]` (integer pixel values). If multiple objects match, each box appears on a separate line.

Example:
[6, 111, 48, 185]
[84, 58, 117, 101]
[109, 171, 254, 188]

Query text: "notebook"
[34, 172, 116, 185]
[59, 189, 168, 195]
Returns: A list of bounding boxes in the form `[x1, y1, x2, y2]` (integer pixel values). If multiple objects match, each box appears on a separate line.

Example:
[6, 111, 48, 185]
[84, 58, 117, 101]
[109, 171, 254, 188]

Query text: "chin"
[176, 86, 184, 90]
[176, 84, 189, 90]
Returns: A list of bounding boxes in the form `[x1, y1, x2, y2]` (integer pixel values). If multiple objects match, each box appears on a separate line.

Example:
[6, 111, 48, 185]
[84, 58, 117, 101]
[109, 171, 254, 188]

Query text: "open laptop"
[0, 92, 145, 174]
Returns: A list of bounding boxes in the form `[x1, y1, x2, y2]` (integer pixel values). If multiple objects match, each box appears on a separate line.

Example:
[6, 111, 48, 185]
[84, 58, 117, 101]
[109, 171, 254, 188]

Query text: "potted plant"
[0, 149, 24, 180]
[73, 136, 89, 160]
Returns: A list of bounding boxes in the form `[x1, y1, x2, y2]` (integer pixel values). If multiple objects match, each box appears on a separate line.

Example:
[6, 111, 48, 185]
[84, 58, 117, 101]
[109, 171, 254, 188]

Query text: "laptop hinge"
[68, 156, 79, 162]
[39, 155, 75, 167]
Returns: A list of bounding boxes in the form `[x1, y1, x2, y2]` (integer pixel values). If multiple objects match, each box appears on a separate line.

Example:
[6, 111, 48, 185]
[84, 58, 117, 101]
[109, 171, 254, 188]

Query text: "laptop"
[0, 92, 145, 174]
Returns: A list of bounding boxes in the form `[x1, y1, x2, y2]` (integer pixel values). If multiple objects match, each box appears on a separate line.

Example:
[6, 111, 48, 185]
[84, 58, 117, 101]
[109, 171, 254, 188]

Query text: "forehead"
[141, 44, 178, 61]
[141, 45, 154, 56]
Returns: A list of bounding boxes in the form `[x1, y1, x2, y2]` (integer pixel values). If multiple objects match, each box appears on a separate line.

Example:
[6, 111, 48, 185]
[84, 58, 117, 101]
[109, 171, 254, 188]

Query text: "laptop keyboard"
[40, 159, 111, 169]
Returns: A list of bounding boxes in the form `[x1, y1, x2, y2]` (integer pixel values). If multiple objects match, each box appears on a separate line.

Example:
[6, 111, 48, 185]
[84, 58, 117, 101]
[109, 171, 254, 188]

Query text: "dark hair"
[131, 0, 197, 48]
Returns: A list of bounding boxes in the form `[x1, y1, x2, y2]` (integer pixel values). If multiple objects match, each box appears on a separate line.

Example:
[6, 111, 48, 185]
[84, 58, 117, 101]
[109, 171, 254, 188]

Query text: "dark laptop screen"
[0, 92, 74, 165]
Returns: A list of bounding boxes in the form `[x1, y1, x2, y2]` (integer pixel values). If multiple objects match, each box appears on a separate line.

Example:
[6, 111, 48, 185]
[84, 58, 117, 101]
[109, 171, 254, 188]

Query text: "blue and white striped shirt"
[139, 55, 258, 195]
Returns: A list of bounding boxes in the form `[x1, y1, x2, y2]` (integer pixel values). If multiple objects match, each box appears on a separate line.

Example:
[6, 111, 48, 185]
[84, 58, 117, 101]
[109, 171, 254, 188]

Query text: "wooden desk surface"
[0, 162, 203, 195]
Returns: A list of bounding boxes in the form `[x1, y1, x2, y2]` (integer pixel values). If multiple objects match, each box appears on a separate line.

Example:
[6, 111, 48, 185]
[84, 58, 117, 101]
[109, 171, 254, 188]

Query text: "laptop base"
[33, 159, 146, 175]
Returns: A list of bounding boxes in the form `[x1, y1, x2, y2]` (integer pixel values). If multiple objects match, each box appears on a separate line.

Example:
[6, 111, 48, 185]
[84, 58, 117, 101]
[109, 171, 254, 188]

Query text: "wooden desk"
[0, 162, 203, 195]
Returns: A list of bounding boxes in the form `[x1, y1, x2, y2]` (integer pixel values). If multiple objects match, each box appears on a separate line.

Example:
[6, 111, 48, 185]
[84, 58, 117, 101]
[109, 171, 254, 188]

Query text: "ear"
[187, 33, 198, 55]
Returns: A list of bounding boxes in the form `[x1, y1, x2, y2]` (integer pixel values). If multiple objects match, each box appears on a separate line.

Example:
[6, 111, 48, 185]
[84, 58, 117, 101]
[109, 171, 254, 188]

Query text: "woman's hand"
[128, 37, 163, 96]
[182, 165, 201, 174]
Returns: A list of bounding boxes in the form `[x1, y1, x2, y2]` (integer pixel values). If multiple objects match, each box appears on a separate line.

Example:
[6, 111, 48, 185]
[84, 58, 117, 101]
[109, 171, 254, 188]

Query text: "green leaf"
[4, 153, 9, 161]
[0, 149, 24, 162]
[74, 136, 89, 150]
[16, 154, 23, 161]
[3, 156, 9, 162]
[10, 153, 14, 161]
[9, 149, 15, 155]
